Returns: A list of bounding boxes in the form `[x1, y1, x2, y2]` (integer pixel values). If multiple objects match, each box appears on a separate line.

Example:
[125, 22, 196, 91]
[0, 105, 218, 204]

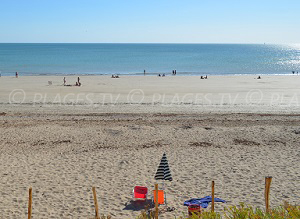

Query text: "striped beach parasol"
[155, 153, 172, 181]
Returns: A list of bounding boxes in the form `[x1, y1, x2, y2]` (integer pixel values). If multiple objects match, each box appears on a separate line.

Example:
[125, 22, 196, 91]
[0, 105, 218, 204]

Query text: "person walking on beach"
[16, 72, 18, 78]
[144, 70, 146, 76]
[77, 77, 81, 86]
[63, 77, 66, 85]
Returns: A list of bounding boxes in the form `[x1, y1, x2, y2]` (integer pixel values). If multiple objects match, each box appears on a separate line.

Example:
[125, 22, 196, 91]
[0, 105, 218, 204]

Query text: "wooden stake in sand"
[28, 187, 32, 219]
[155, 184, 159, 219]
[265, 177, 272, 213]
[211, 181, 215, 212]
[92, 187, 100, 219]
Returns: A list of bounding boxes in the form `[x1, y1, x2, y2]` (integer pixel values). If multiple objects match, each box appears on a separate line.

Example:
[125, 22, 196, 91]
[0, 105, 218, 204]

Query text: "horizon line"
[0, 42, 299, 44]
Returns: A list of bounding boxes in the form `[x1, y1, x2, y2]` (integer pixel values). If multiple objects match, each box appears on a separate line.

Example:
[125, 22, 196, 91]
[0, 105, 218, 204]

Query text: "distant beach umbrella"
[155, 153, 172, 181]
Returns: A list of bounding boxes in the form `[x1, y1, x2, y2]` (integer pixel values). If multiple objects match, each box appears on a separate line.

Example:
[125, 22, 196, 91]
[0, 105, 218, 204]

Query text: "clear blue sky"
[0, 0, 299, 43]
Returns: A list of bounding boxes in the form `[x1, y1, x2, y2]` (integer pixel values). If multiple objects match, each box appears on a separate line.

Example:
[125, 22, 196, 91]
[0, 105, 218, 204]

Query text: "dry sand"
[1, 75, 300, 113]
[0, 75, 299, 218]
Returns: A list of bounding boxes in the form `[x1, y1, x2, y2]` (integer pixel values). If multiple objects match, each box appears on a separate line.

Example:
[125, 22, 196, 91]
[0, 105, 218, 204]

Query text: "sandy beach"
[0, 75, 300, 218]
[1, 75, 300, 114]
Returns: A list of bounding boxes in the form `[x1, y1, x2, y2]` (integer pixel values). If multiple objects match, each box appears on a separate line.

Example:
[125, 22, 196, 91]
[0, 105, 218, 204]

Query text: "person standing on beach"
[144, 70, 146, 76]
[77, 77, 81, 86]
[63, 77, 66, 85]
[16, 72, 18, 78]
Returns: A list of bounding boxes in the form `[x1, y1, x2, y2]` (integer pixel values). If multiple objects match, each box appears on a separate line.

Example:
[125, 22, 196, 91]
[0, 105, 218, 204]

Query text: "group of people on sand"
[111, 74, 120, 78]
[63, 77, 81, 86]
[157, 69, 178, 77]
[292, 71, 299, 75]
[200, 75, 208, 79]
[143, 69, 177, 76]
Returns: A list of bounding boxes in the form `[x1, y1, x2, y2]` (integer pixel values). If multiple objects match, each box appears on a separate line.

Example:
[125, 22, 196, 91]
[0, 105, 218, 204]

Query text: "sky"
[0, 0, 299, 43]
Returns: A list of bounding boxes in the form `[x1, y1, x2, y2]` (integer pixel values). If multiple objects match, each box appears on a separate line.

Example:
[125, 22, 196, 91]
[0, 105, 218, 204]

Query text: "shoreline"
[0, 72, 298, 76]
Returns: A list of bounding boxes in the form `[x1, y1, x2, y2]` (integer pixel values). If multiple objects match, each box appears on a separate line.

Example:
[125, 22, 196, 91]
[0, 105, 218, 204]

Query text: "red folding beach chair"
[132, 186, 148, 200]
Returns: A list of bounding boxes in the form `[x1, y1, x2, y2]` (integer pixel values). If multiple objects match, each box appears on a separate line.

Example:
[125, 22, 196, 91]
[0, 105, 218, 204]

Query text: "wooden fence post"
[92, 187, 100, 219]
[265, 177, 272, 213]
[28, 187, 32, 219]
[155, 184, 159, 219]
[211, 181, 215, 212]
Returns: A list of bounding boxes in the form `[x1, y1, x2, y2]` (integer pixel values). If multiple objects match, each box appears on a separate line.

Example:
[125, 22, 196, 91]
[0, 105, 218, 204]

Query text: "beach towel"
[184, 196, 226, 208]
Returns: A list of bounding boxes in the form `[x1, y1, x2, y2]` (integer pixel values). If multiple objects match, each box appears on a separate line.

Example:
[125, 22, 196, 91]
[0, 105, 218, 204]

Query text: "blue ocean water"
[0, 43, 299, 75]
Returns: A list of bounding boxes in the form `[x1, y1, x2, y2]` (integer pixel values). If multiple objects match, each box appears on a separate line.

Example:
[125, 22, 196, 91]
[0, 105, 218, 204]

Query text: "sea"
[0, 43, 299, 76]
